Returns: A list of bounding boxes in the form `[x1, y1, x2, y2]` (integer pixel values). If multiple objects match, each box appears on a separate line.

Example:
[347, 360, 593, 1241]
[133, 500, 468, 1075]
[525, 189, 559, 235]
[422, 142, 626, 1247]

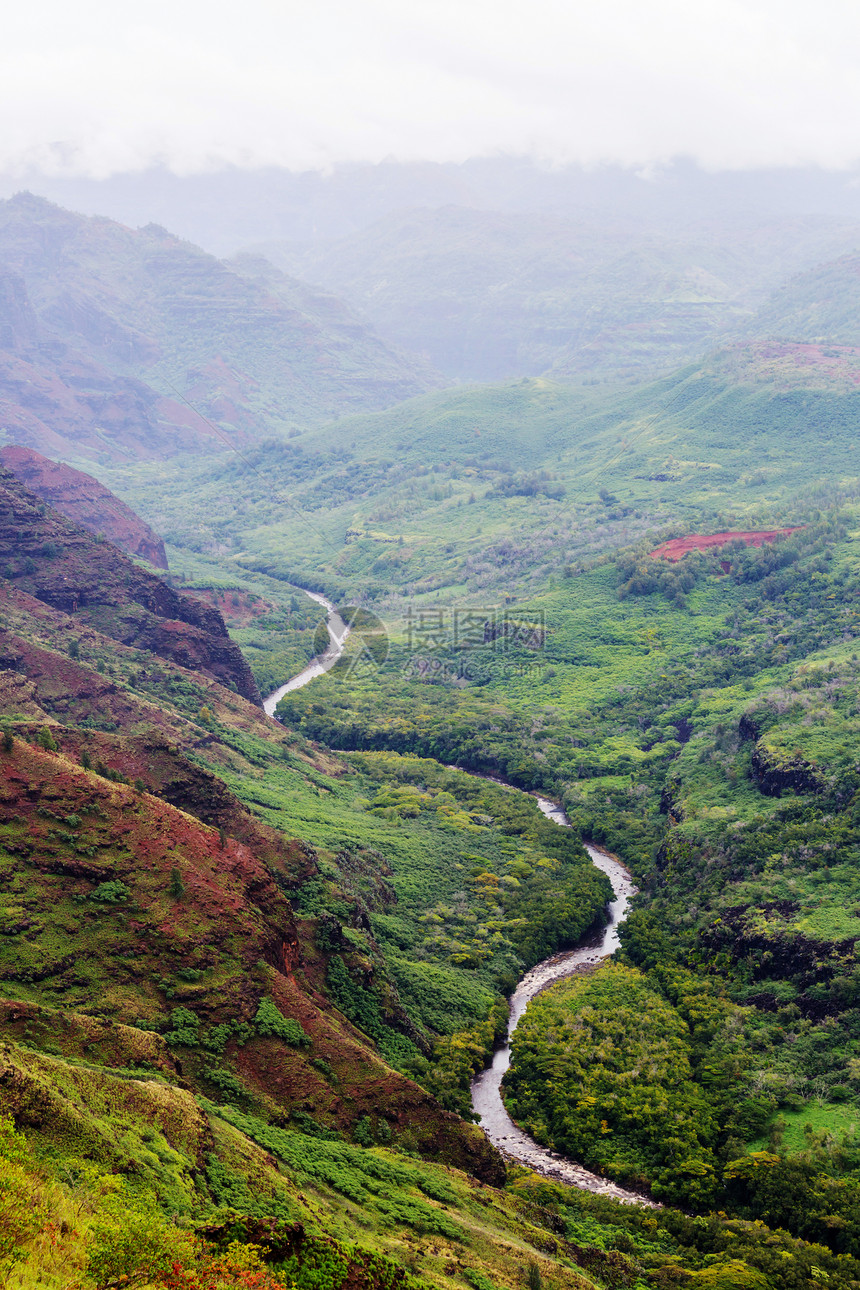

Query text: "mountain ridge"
[0, 194, 442, 462]
[0, 443, 169, 567]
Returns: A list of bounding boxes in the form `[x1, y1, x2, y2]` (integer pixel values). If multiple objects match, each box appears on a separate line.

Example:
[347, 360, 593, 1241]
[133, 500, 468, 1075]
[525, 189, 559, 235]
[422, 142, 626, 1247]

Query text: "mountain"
[0, 443, 169, 567]
[0, 194, 441, 462]
[110, 331, 860, 614]
[0, 477, 660, 1290]
[5, 387, 860, 1288]
[8, 157, 860, 256]
[0, 465, 261, 702]
[744, 251, 860, 345]
[257, 206, 860, 382]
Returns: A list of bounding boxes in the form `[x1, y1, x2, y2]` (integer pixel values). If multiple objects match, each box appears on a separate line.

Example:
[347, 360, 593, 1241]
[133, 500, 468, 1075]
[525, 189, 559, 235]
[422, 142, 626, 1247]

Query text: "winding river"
[263, 591, 350, 717]
[470, 814, 651, 1204]
[264, 589, 651, 1205]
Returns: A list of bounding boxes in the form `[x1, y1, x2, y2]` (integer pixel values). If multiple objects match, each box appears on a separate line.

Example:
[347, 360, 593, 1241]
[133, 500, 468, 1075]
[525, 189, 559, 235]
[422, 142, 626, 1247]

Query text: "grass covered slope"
[100, 330, 860, 613]
[0, 1058, 612, 1290]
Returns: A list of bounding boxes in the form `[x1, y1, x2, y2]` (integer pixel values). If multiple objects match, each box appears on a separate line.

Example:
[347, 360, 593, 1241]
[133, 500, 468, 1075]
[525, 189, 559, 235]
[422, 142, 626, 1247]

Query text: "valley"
[2, 167, 860, 1290]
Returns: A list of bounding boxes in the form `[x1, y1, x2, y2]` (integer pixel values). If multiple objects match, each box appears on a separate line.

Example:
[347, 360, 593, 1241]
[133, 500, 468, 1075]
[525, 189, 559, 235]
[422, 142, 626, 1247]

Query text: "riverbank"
[263, 595, 652, 1205]
[470, 837, 654, 1205]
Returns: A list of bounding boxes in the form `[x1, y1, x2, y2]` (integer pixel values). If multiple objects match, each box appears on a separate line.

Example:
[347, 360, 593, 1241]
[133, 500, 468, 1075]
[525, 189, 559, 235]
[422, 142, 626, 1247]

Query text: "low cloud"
[3, 0, 860, 176]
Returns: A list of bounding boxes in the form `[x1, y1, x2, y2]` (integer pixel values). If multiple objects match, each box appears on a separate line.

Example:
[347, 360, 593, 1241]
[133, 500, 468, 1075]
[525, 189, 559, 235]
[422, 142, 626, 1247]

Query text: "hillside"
[0, 194, 440, 462]
[0, 443, 168, 566]
[9, 169, 860, 1288]
[0, 465, 261, 702]
[3, 477, 704, 1290]
[6, 447, 860, 1285]
[99, 330, 860, 615]
[746, 251, 860, 345]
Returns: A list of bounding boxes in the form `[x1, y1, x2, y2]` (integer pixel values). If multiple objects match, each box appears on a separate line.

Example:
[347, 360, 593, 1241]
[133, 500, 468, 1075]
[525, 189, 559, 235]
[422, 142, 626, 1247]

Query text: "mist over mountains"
[0, 192, 439, 462]
[1, 158, 860, 465]
[7, 158, 860, 254]
[6, 156, 860, 1290]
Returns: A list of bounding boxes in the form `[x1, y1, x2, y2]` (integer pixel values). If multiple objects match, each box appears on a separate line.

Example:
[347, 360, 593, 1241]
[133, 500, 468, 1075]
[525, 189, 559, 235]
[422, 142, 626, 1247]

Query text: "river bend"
[264, 589, 651, 1205]
[263, 590, 350, 717]
[470, 810, 651, 1204]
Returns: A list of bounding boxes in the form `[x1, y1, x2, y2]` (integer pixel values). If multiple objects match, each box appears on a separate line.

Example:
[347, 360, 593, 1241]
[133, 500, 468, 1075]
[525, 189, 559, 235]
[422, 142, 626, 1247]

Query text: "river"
[470, 807, 652, 1204]
[263, 589, 652, 1205]
[263, 591, 350, 717]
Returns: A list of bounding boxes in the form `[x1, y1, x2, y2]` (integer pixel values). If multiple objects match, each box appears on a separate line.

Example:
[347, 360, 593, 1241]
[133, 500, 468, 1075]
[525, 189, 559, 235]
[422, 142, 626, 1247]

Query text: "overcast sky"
[4, 0, 860, 177]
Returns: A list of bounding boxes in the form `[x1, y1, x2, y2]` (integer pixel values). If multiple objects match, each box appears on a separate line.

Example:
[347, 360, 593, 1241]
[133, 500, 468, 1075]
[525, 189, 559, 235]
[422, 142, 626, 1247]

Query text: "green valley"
[6, 177, 860, 1290]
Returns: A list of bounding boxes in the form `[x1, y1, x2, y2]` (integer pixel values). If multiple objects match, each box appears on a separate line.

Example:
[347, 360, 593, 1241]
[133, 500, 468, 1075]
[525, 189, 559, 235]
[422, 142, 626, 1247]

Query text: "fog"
[3, 0, 860, 178]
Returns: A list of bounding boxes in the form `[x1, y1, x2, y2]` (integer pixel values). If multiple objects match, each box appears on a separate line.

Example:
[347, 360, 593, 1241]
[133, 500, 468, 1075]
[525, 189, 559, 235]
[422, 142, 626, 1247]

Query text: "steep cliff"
[0, 466, 261, 704]
[0, 444, 168, 567]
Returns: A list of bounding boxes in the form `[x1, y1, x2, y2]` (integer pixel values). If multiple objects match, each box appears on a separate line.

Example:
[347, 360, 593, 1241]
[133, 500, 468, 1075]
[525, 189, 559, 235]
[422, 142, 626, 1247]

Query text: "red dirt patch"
[651, 528, 802, 562]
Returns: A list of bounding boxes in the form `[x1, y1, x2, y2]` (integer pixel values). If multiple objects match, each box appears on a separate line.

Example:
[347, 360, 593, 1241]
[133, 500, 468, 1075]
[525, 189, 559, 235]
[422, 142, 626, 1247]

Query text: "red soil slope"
[0, 444, 168, 568]
[0, 467, 262, 704]
[651, 528, 801, 562]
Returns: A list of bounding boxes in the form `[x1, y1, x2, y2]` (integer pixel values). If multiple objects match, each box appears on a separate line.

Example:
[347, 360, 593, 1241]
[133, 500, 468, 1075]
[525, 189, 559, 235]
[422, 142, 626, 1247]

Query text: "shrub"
[160, 1239, 292, 1289]
[164, 1007, 201, 1047]
[254, 998, 311, 1047]
[87, 1192, 195, 1288]
[89, 880, 131, 904]
[203, 1067, 247, 1102]
[353, 1116, 374, 1147]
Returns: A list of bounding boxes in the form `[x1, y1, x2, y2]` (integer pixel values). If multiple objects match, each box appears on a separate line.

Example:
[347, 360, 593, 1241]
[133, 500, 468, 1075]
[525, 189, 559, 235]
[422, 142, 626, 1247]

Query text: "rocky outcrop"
[0, 445, 168, 568]
[699, 902, 853, 1020]
[0, 466, 262, 705]
[738, 712, 762, 741]
[750, 741, 824, 797]
[658, 779, 684, 822]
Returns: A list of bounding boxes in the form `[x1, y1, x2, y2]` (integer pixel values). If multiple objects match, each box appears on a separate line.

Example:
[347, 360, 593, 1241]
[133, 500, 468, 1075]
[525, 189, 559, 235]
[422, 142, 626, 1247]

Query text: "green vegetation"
[506, 963, 744, 1207]
[134, 446, 860, 1246]
[11, 262, 860, 1285]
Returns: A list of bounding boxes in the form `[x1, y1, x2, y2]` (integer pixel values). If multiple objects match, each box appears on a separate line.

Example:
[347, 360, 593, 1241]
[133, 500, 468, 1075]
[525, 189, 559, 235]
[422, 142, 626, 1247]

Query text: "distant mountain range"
[1, 172, 860, 468]
[259, 206, 860, 383]
[8, 157, 860, 254]
[0, 194, 441, 462]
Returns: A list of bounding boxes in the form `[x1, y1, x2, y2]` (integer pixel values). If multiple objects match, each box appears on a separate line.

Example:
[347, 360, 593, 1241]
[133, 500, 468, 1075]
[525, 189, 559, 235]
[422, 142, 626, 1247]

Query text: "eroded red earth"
[651, 528, 802, 562]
